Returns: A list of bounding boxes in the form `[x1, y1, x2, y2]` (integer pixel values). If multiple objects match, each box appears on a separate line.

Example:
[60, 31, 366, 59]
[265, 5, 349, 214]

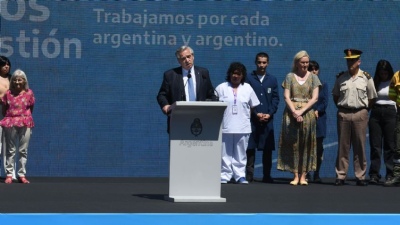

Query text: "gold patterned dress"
[277, 73, 321, 173]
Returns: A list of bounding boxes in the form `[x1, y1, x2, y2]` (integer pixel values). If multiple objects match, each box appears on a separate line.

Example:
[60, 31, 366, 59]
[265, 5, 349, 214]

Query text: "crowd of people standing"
[157, 45, 400, 187]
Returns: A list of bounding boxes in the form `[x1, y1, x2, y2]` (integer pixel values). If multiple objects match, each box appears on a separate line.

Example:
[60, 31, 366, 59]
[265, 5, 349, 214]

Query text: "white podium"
[165, 101, 227, 202]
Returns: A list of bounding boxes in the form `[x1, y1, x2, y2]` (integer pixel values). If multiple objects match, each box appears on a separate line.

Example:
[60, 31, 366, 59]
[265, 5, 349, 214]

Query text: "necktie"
[187, 71, 196, 101]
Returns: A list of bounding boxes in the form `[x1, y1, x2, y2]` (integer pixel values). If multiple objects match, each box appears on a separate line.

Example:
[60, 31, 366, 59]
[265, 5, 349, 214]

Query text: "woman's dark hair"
[225, 62, 247, 84]
[308, 60, 319, 72]
[373, 59, 394, 91]
[0, 56, 12, 78]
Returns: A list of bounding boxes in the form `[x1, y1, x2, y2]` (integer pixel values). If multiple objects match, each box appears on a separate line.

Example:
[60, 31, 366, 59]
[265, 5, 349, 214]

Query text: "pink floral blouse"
[0, 89, 35, 128]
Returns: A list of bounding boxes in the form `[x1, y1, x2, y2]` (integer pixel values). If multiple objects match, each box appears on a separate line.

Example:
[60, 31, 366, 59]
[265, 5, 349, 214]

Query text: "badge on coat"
[232, 105, 238, 114]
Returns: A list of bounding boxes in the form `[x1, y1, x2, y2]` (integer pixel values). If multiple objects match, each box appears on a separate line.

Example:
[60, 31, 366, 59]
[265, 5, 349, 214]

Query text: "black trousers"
[315, 137, 324, 173]
[368, 105, 396, 178]
[246, 149, 272, 180]
[392, 110, 400, 177]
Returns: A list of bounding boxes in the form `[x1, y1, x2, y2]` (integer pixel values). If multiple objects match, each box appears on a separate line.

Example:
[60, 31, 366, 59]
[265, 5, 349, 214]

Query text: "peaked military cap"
[344, 49, 362, 59]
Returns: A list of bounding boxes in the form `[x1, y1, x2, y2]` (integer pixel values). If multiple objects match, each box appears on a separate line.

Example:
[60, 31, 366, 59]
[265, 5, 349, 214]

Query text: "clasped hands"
[292, 109, 304, 122]
[257, 113, 270, 122]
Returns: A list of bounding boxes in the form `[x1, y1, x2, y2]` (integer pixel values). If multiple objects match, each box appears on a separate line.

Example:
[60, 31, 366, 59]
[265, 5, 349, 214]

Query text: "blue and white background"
[1, 0, 400, 178]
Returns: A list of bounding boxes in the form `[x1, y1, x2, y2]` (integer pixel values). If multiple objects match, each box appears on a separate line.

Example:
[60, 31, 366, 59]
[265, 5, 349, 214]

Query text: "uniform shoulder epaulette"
[336, 71, 345, 78]
[363, 71, 371, 80]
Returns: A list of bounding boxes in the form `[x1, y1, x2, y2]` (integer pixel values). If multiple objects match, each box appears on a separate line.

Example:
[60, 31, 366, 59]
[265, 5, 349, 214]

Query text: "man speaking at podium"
[157, 46, 216, 131]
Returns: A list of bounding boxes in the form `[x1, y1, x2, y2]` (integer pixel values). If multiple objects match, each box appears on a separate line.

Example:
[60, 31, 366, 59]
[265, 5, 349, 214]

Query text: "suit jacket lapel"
[174, 67, 184, 98]
[195, 66, 201, 95]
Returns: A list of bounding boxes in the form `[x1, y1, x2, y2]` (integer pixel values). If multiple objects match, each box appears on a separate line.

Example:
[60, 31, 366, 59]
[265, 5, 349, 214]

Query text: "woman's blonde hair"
[291, 50, 310, 73]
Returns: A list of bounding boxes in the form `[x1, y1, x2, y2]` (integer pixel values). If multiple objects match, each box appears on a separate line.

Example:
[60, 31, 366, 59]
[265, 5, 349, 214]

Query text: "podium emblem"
[190, 118, 202, 137]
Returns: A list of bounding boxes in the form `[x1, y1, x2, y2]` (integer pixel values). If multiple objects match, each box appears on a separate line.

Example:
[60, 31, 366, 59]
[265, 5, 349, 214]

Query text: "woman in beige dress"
[277, 51, 321, 185]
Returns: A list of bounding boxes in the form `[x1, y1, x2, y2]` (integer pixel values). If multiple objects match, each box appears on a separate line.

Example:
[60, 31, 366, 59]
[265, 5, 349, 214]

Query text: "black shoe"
[384, 176, 400, 187]
[262, 176, 274, 183]
[334, 179, 344, 186]
[369, 175, 380, 185]
[246, 174, 254, 183]
[313, 173, 322, 183]
[306, 173, 312, 182]
[356, 180, 368, 186]
[385, 175, 394, 182]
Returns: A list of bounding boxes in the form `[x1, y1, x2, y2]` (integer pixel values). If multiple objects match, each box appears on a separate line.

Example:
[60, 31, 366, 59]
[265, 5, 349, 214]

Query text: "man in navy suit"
[157, 46, 216, 131]
[245, 52, 280, 183]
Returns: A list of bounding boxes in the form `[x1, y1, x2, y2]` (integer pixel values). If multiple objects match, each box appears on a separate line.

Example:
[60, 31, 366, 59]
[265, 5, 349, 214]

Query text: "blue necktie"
[187, 71, 196, 101]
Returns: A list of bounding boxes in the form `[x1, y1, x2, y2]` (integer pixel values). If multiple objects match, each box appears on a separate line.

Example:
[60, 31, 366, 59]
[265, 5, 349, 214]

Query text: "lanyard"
[233, 88, 237, 105]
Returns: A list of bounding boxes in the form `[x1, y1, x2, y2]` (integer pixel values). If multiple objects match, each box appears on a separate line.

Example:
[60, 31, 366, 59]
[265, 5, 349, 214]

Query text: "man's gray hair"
[175, 46, 194, 59]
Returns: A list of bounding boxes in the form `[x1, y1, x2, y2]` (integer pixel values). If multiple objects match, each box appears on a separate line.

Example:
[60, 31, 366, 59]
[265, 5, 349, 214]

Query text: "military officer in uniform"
[332, 49, 377, 186]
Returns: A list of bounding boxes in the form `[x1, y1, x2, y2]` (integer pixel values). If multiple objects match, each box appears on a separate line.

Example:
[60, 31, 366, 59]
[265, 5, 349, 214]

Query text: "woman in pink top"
[0, 69, 35, 184]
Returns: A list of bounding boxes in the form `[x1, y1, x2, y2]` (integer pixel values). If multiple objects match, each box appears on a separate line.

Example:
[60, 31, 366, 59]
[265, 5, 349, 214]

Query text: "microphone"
[213, 89, 219, 101]
[205, 87, 219, 101]
[200, 73, 219, 101]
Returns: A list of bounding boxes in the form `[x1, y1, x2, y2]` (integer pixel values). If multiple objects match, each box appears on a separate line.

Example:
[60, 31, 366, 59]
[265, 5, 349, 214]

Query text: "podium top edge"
[173, 101, 228, 107]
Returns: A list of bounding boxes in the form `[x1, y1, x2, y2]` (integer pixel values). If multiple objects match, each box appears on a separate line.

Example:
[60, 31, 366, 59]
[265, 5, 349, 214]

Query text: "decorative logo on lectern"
[190, 118, 202, 137]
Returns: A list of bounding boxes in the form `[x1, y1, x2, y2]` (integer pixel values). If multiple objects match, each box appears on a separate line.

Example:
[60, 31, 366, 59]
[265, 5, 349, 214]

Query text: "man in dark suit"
[157, 46, 216, 130]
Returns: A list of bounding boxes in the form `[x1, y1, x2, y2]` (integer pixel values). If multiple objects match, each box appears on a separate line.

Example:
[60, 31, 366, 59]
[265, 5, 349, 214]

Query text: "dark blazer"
[246, 71, 280, 151]
[313, 80, 328, 138]
[157, 66, 216, 109]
